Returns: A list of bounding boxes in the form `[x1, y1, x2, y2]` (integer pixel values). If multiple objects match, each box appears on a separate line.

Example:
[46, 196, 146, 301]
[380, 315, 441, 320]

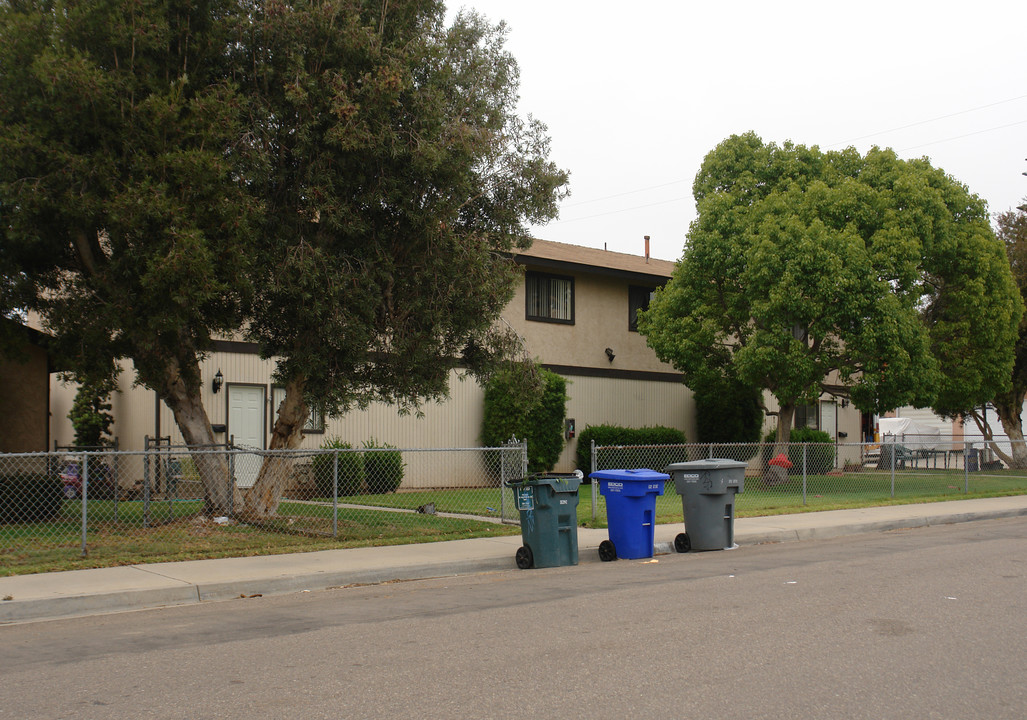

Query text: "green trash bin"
[509, 473, 581, 569]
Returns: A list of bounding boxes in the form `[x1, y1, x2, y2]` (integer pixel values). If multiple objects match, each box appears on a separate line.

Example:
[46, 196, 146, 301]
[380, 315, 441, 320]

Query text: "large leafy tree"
[952, 199, 1027, 467]
[0, 0, 259, 513]
[1, 0, 567, 518]
[639, 133, 1022, 455]
[233, 2, 567, 518]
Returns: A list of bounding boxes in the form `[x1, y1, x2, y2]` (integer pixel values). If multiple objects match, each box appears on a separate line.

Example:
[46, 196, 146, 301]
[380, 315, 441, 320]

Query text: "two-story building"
[47, 240, 692, 473]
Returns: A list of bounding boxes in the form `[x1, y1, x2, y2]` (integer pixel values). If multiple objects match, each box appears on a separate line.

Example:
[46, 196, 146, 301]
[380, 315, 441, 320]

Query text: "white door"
[228, 385, 265, 487]
[820, 400, 837, 440]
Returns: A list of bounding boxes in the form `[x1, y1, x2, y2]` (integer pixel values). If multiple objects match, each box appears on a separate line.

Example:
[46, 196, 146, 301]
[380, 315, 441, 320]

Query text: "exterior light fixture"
[605, 348, 615, 362]
[212, 369, 224, 394]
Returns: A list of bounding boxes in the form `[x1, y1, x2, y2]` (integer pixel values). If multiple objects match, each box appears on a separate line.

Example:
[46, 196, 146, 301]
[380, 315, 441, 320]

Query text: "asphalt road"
[2, 517, 1026, 719]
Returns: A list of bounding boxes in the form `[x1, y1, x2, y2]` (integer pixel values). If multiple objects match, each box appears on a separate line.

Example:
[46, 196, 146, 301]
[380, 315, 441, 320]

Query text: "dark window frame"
[628, 285, 656, 332]
[525, 271, 575, 325]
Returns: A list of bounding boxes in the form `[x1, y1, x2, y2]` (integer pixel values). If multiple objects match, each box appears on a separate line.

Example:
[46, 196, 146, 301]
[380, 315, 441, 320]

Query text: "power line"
[826, 94, 1027, 148]
[548, 195, 691, 225]
[561, 178, 691, 208]
[898, 119, 1027, 152]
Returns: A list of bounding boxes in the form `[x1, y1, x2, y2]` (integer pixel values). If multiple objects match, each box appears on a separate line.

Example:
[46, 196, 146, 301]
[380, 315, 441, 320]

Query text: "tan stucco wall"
[504, 269, 676, 374]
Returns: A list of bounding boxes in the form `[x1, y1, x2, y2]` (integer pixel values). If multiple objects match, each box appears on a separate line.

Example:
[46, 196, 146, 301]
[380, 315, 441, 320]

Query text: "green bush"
[363, 439, 405, 494]
[763, 426, 835, 474]
[311, 438, 366, 497]
[481, 364, 567, 474]
[576, 425, 687, 474]
[1, 474, 64, 524]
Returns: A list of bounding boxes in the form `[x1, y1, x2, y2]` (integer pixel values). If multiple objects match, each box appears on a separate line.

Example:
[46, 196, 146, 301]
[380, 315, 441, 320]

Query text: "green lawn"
[3, 468, 1026, 577]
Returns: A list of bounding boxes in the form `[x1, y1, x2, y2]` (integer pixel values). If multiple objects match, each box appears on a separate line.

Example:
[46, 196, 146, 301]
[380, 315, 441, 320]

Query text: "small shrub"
[1, 474, 64, 524]
[576, 425, 687, 473]
[311, 438, 366, 498]
[363, 439, 405, 494]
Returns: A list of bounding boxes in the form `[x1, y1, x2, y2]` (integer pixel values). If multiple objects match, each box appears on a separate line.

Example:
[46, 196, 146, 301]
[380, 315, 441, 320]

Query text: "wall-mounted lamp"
[212, 369, 224, 394]
[604, 347, 615, 363]
[840, 398, 849, 408]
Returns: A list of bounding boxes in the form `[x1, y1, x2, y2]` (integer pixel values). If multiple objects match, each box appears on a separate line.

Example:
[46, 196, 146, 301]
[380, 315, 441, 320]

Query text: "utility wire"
[897, 119, 1027, 152]
[825, 94, 1027, 148]
[545, 95, 1027, 227]
[560, 178, 691, 208]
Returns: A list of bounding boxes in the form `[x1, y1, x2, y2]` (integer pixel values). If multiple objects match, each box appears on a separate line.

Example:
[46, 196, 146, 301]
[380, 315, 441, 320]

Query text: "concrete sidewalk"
[3, 495, 1027, 625]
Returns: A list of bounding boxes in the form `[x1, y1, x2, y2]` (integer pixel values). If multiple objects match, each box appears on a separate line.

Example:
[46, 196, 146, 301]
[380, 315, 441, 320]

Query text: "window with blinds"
[525, 272, 574, 324]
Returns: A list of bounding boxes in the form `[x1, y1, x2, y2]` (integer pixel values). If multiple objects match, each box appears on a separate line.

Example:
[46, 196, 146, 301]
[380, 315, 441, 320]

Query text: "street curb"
[732, 506, 1027, 546]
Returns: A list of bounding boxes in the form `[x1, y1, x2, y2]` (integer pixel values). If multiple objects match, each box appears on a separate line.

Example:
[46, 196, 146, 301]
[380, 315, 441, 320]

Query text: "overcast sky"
[448, 1, 1027, 262]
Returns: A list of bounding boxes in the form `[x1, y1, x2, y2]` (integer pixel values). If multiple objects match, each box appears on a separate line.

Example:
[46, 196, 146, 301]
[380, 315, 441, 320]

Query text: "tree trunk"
[240, 376, 310, 520]
[767, 402, 795, 485]
[994, 391, 1027, 469]
[159, 357, 241, 517]
[968, 409, 1016, 469]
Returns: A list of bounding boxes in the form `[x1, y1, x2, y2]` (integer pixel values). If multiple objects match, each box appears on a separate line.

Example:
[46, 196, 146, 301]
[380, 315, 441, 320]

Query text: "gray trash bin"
[665, 459, 745, 552]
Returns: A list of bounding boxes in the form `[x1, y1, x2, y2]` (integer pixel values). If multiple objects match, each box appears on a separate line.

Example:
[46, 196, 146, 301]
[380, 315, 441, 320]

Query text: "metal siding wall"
[560, 375, 694, 471]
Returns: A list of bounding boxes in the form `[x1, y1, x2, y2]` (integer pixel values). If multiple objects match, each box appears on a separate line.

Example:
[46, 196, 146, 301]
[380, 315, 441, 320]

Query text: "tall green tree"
[2, 0, 567, 519]
[232, 2, 568, 518]
[639, 133, 1021, 457]
[0, 0, 258, 513]
[953, 199, 1027, 467]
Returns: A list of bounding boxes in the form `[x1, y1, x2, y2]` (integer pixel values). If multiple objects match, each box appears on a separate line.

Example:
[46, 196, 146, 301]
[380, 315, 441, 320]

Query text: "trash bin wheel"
[515, 545, 534, 570]
[674, 532, 691, 553]
[598, 539, 617, 562]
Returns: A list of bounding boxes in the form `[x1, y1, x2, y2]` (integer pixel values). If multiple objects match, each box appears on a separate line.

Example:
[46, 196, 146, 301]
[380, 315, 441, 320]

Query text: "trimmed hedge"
[575, 425, 687, 473]
[763, 426, 835, 474]
[363, 439, 405, 494]
[311, 438, 366, 497]
[1, 474, 64, 524]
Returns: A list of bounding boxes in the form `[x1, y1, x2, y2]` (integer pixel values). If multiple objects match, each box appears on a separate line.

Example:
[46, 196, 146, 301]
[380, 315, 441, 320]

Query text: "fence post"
[143, 442, 151, 528]
[520, 439, 528, 480]
[802, 444, 807, 506]
[964, 440, 970, 494]
[890, 441, 896, 498]
[80, 452, 88, 557]
[332, 450, 339, 538]
[591, 439, 597, 523]
[228, 449, 235, 516]
[112, 438, 119, 522]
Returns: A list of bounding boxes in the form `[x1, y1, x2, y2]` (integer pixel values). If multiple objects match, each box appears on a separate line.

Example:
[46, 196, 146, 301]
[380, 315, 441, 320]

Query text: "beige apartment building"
[47, 240, 692, 472]
[45, 238, 865, 473]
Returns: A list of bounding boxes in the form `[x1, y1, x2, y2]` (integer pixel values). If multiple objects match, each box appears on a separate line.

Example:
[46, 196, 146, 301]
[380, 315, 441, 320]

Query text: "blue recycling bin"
[590, 469, 668, 561]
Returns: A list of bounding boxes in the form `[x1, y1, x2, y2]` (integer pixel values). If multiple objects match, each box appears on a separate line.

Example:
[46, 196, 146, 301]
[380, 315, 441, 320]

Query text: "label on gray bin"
[678, 474, 700, 482]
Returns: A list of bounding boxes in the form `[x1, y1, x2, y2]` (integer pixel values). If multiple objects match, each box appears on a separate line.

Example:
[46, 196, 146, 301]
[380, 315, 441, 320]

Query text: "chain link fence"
[590, 438, 1027, 523]
[0, 441, 527, 574]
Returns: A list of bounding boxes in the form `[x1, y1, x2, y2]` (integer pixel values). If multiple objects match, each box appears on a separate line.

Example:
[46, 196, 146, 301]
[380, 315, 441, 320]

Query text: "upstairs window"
[526, 272, 574, 324]
[629, 286, 655, 332]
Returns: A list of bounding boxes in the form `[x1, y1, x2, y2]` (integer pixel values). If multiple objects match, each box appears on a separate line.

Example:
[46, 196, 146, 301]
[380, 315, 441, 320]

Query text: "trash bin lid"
[664, 459, 748, 473]
[589, 468, 670, 482]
